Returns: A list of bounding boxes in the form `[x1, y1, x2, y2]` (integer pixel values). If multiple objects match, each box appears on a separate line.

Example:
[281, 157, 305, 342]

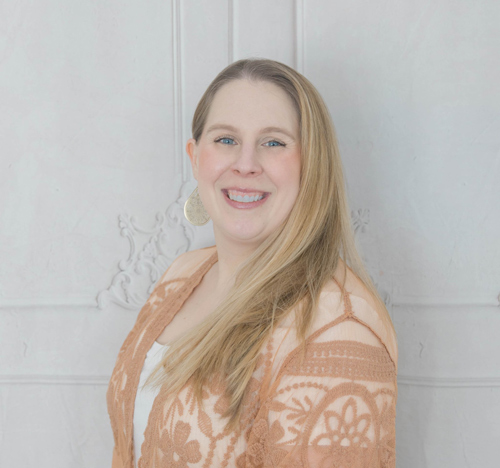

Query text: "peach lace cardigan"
[107, 246, 398, 468]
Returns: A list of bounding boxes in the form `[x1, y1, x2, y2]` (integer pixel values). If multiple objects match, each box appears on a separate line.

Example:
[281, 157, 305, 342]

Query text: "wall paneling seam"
[3, 374, 500, 388]
[294, 0, 304, 73]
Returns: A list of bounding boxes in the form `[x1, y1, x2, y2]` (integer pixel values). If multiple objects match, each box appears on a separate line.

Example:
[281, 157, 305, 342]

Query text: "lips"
[221, 188, 270, 208]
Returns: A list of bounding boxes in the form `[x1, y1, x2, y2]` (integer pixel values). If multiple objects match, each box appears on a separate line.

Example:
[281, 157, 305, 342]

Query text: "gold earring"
[184, 186, 211, 226]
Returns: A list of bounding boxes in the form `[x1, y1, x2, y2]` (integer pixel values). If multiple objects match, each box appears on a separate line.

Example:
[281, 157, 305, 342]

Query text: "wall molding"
[0, 298, 97, 309]
[4, 205, 499, 310]
[0, 375, 110, 386]
[228, 0, 235, 63]
[95, 0, 199, 312]
[1, 297, 496, 310]
[397, 375, 500, 388]
[391, 297, 500, 308]
[2, 374, 499, 388]
[1, 297, 497, 310]
[0, 1, 194, 314]
[4, 202, 498, 310]
[96, 183, 196, 310]
[172, 0, 185, 180]
[231, 0, 239, 61]
[294, 0, 304, 73]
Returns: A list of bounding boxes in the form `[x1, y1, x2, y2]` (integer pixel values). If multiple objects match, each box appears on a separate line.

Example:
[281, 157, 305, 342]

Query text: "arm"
[246, 317, 397, 468]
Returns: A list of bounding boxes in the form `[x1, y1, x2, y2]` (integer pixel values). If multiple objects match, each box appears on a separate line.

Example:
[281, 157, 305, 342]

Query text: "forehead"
[204, 79, 299, 134]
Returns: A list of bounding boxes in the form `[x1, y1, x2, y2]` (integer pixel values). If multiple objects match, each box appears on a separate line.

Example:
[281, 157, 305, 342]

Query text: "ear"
[186, 138, 199, 180]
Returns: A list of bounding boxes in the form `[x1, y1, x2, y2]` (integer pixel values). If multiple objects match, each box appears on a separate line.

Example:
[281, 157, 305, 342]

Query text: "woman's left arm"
[244, 316, 397, 468]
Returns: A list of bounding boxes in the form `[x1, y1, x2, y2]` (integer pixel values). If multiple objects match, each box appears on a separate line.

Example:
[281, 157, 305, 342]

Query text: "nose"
[231, 143, 263, 176]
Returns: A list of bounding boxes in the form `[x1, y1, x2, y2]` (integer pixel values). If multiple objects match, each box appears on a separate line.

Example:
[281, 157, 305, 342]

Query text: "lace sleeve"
[245, 318, 397, 468]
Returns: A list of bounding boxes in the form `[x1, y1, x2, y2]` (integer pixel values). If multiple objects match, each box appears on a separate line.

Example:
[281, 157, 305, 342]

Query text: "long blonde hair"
[147, 58, 395, 432]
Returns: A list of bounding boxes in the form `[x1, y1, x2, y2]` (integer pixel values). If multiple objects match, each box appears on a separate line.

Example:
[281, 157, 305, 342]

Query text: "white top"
[133, 340, 169, 468]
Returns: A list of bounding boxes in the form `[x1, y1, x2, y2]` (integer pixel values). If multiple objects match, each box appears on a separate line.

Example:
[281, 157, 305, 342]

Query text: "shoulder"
[135, 245, 216, 317]
[311, 259, 398, 370]
[158, 245, 217, 284]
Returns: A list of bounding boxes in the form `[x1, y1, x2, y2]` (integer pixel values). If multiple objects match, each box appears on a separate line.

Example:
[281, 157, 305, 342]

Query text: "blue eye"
[216, 137, 236, 145]
[264, 140, 285, 147]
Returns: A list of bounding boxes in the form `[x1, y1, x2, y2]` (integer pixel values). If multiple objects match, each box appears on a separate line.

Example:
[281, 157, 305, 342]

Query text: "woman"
[107, 58, 398, 468]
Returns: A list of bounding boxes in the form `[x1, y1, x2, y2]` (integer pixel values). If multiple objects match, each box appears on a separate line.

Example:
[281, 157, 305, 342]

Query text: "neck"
[210, 233, 261, 294]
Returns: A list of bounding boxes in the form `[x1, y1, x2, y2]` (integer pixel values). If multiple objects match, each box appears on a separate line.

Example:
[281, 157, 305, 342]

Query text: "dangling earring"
[184, 186, 211, 226]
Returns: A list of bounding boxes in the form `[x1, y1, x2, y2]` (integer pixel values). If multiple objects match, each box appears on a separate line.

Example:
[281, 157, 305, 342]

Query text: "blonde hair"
[147, 58, 395, 432]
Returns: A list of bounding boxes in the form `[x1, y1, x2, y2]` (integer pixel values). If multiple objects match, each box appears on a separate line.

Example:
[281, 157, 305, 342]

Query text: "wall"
[0, 1, 499, 466]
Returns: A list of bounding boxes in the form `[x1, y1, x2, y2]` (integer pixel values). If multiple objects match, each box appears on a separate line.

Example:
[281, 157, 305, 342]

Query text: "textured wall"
[1, 1, 499, 467]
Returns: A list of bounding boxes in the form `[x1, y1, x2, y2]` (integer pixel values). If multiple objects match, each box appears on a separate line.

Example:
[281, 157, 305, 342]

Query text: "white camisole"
[133, 340, 169, 468]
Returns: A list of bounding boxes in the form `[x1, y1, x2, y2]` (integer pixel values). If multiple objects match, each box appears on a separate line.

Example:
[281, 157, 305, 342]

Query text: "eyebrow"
[205, 124, 296, 141]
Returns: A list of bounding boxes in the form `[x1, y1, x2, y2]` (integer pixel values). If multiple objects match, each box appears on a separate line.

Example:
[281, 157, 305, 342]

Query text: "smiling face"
[186, 79, 301, 250]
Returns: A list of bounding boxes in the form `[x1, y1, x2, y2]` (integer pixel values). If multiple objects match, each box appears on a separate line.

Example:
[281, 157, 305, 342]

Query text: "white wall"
[1, 1, 499, 467]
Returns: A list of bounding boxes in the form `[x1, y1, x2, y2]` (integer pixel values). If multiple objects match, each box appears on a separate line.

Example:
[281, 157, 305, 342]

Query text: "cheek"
[284, 156, 301, 212]
[196, 147, 227, 180]
[275, 153, 301, 196]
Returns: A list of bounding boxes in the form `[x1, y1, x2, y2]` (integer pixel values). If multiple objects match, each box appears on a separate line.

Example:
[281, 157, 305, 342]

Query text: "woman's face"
[186, 79, 301, 249]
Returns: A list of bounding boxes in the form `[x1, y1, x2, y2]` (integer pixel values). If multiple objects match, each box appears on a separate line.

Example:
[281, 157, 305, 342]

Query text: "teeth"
[227, 191, 265, 203]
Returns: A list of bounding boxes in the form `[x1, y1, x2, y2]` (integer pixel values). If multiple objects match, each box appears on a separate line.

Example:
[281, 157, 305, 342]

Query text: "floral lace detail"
[247, 419, 288, 466]
[160, 421, 202, 467]
[315, 396, 371, 446]
[107, 247, 398, 468]
[138, 343, 270, 468]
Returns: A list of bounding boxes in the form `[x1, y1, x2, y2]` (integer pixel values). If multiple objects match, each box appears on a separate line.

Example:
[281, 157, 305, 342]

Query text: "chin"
[220, 223, 268, 244]
[230, 229, 266, 243]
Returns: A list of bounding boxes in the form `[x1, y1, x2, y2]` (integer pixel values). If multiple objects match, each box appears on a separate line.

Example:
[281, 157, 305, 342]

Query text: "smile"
[221, 189, 270, 208]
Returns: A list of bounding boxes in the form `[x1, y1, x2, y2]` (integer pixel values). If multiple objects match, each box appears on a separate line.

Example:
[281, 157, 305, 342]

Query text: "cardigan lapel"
[119, 249, 218, 467]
